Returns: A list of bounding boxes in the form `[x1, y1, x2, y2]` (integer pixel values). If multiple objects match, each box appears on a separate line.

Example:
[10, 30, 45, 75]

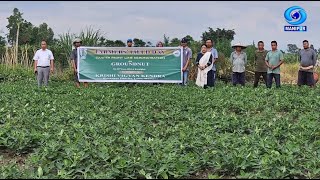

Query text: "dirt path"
[0, 148, 29, 170]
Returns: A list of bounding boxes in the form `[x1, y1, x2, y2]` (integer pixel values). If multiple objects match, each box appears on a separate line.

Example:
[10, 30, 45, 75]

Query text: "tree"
[310, 44, 318, 54]
[163, 34, 170, 47]
[215, 38, 233, 58]
[146, 41, 153, 47]
[78, 26, 102, 46]
[133, 38, 146, 47]
[30, 23, 54, 45]
[287, 44, 299, 54]
[0, 29, 6, 47]
[104, 39, 115, 47]
[188, 40, 202, 60]
[184, 35, 194, 43]
[0, 35, 6, 47]
[245, 44, 257, 71]
[6, 8, 33, 45]
[105, 40, 115, 47]
[169, 38, 180, 47]
[113, 40, 125, 47]
[201, 27, 236, 43]
[310, 44, 315, 50]
[214, 38, 233, 77]
[96, 37, 125, 47]
[98, 37, 106, 46]
[6, 8, 23, 44]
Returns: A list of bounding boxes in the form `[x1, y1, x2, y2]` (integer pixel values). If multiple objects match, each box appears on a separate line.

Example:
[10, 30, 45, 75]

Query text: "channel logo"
[284, 6, 307, 32]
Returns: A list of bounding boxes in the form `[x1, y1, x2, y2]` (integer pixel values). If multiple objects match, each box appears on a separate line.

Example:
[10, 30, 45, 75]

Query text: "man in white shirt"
[33, 40, 54, 87]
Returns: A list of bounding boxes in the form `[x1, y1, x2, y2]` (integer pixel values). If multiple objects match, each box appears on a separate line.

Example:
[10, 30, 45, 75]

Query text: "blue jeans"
[182, 70, 189, 86]
[267, 73, 281, 88]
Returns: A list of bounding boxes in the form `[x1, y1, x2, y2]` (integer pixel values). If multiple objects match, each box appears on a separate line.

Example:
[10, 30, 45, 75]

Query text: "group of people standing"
[32, 38, 317, 89]
[194, 39, 317, 88]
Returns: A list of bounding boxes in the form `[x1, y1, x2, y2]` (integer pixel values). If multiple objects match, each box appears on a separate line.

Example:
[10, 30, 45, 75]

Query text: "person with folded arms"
[298, 40, 317, 87]
[265, 41, 284, 88]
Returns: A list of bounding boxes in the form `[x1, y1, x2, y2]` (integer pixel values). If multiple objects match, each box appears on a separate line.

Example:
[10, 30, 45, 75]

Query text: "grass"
[280, 63, 320, 84]
[1, 76, 320, 179]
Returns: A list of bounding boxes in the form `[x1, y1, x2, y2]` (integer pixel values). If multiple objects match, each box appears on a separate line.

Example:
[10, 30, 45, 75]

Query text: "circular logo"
[284, 6, 307, 25]
[173, 50, 181, 57]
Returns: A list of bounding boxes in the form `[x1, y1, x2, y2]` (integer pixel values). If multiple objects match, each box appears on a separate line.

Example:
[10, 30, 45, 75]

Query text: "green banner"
[77, 47, 183, 83]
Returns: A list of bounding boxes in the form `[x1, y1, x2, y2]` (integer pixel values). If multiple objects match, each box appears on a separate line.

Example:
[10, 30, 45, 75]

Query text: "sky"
[0, 1, 319, 51]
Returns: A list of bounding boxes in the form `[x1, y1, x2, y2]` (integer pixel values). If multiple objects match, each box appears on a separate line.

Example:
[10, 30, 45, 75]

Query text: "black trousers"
[232, 72, 245, 86]
[253, 71, 267, 87]
[298, 71, 314, 86]
[204, 70, 214, 89]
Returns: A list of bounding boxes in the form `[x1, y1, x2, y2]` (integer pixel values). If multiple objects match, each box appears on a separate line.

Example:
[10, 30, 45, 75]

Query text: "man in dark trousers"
[70, 38, 88, 88]
[298, 40, 317, 87]
[230, 42, 247, 86]
[253, 41, 268, 87]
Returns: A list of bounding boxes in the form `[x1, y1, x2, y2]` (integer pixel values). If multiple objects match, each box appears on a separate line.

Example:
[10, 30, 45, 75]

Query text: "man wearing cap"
[70, 38, 88, 88]
[230, 43, 247, 86]
[127, 39, 133, 47]
[180, 38, 192, 86]
[33, 40, 54, 87]
[206, 39, 218, 86]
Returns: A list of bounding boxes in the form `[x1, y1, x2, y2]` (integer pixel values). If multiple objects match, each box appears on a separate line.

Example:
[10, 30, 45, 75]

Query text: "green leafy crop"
[1, 80, 320, 179]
